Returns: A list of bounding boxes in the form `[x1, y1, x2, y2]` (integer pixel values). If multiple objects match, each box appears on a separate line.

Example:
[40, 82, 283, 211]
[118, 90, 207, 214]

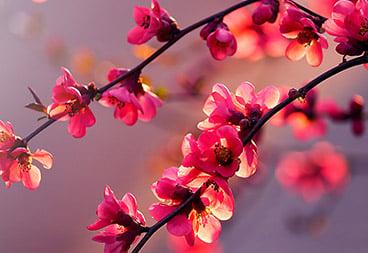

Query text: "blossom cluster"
[4, 0, 368, 252]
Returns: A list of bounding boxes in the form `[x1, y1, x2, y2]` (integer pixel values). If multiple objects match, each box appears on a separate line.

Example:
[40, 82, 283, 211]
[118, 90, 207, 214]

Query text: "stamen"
[214, 143, 233, 166]
[0, 131, 11, 143]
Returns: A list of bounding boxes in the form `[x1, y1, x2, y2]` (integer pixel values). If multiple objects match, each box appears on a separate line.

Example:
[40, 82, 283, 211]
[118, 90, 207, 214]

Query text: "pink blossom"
[0, 147, 53, 190]
[201, 22, 237, 60]
[181, 126, 243, 178]
[280, 5, 328, 66]
[198, 82, 279, 131]
[127, 0, 179, 44]
[0, 121, 15, 151]
[47, 67, 96, 138]
[89, 187, 146, 253]
[276, 142, 349, 202]
[99, 68, 162, 126]
[323, 0, 368, 57]
[224, 7, 288, 60]
[197, 84, 239, 131]
[167, 233, 223, 253]
[150, 166, 234, 245]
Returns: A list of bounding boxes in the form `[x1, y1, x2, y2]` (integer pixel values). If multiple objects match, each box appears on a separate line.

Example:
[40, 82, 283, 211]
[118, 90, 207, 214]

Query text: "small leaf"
[28, 86, 43, 105]
[37, 116, 48, 121]
[25, 103, 47, 114]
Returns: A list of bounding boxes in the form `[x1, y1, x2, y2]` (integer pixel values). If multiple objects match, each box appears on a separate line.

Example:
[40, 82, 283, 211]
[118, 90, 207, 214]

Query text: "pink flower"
[127, 0, 179, 44]
[181, 126, 243, 178]
[201, 21, 237, 60]
[99, 68, 162, 126]
[150, 167, 234, 245]
[47, 67, 96, 138]
[280, 5, 328, 66]
[89, 187, 146, 253]
[276, 142, 349, 202]
[168, 233, 223, 253]
[0, 121, 15, 151]
[0, 147, 53, 190]
[197, 84, 240, 131]
[198, 82, 279, 131]
[323, 0, 368, 57]
[224, 7, 288, 60]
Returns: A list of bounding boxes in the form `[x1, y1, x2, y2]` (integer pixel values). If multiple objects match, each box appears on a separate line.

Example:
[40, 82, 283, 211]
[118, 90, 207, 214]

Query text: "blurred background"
[0, 0, 367, 252]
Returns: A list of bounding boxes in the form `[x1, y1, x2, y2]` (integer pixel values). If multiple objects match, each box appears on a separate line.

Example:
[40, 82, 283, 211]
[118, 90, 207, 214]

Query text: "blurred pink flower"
[47, 67, 96, 138]
[276, 142, 349, 202]
[127, 0, 179, 44]
[273, 88, 327, 140]
[99, 68, 162, 125]
[225, 7, 288, 60]
[320, 95, 365, 136]
[0, 121, 15, 151]
[280, 5, 328, 66]
[90, 187, 146, 253]
[323, 0, 368, 59]
[0, 147, 53, 190]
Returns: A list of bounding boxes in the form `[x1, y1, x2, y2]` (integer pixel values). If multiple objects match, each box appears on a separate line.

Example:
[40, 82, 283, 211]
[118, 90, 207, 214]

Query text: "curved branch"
[242, 55, 368, 146]
[24, 0, 260, 143]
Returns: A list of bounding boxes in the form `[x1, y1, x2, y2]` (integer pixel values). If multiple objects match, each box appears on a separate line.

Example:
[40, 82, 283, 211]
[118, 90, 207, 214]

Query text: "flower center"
[297, 28, 318, 46]
[141, 15, 151, 29]
[64, 100, 83, 117]
[214, 143, 232, 166]
[17, 154, 32, 173]
[359, 22, 368, 36]
[0, 131, 11, 143]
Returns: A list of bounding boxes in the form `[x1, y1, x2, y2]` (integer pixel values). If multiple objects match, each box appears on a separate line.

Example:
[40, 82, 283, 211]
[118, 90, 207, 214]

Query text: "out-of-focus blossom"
[47, 67, 96, 138]
[323, 0, 368, 62]
[181, 126, 243, 178]
[150, 166, 234, 245]
[225, 7, 289, 60]
[127, 0, 179, 44]
[98, 68, 162, 126]
[276, 142, 349, 202]
[0, 121, 15, 151]
[253, 0, 281, 25]
[273, 88, 327, 140]
[201, 21, 237, 60]
[71, 48, 96, 77]
[89, 187, 146, 253]
[320, 95, 365, 136]
[0, 146, 53, 190]
[280, 4, 328, 67]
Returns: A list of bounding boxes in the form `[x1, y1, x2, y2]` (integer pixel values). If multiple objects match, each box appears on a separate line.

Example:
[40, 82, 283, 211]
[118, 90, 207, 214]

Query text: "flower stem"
[131, 187, 202, 253]
[288, 0, 328, 23]
[242, 55, 368, 146]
